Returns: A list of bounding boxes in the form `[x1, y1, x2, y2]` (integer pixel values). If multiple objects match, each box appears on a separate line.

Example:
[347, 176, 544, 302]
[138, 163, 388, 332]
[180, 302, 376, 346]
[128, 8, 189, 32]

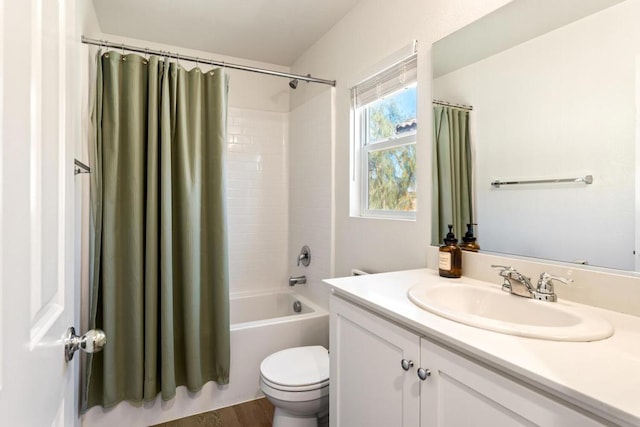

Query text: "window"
[351, 54, 418, 219]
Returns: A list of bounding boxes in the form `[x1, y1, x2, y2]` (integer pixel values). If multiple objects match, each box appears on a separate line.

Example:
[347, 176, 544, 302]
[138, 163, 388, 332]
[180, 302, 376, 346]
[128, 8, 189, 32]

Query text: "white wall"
[289, 0, 512, 280]
[434, 0, 639, 270]
[288, 90, 334, 309]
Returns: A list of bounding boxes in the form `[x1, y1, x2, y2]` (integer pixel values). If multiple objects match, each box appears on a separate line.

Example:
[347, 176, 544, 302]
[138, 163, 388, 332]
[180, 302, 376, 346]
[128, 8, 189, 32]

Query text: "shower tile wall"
[227, 107, 289, 293]
[288, 91, 333, 309]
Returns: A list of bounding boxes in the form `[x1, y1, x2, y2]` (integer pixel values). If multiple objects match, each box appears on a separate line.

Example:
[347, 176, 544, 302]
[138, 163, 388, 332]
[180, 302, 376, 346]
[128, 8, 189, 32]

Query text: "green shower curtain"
[82, 51, 230, 411]
[432, 105, 473, 245]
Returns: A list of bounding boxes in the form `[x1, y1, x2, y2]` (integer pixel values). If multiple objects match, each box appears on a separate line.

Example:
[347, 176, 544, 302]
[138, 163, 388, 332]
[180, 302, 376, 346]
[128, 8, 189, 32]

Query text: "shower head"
[289, 74, 311, 89]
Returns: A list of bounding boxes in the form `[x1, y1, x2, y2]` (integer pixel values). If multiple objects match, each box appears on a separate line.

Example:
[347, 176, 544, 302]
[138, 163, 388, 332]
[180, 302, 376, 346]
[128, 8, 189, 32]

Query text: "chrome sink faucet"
[491, 265, 535, 298]
[491, 265, 573, 302]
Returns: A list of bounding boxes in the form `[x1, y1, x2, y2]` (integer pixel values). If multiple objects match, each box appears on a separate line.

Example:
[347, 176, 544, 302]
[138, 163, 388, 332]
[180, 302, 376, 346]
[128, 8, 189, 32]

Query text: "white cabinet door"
[0, 0, 80, 425]
[330, 295, 420, 427]
[420, 339, 604, 427]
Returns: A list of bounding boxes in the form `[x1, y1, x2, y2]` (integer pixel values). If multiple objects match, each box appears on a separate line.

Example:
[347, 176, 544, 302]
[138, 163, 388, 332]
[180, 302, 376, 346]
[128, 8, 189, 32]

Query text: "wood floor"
[152, 398, 274, 427]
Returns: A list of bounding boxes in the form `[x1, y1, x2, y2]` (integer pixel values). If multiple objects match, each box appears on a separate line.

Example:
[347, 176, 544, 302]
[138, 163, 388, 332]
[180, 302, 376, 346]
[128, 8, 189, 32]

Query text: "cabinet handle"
[401, 359, 414, 371]
[417, 368, 431, 380]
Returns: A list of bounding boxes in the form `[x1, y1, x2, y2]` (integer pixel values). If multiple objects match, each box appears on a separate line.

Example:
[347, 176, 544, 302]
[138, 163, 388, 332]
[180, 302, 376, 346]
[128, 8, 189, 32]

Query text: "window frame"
[355, 84, 418, 220]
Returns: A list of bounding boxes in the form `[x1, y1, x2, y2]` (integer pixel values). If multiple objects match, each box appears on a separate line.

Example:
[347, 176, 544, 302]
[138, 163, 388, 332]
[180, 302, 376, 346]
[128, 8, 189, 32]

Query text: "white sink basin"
[408, 282, 613, 342]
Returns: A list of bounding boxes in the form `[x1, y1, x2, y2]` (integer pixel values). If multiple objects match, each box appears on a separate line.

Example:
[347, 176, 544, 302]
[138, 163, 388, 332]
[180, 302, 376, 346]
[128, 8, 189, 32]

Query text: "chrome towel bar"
[491, 175, 593, 188]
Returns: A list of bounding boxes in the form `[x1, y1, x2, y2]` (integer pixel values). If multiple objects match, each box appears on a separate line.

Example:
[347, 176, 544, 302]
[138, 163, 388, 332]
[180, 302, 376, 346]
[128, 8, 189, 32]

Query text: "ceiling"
[92, 0, 361, 66]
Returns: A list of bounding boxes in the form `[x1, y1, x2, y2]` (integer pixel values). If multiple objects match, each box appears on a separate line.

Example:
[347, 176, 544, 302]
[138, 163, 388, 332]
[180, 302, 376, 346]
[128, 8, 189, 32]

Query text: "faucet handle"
[491, 265, 514, 275]
[537, 272, 573, 291]
[535, 272, 573, 302]
[491, 265, 516, 292]
[491, 265, 522, 280]
[297, 245, 311, 267]
[491, 265, 534, 294]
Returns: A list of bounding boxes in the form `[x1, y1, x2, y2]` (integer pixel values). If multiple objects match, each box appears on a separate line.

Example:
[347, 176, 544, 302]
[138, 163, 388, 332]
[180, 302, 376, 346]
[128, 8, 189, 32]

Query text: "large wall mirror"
[432, 0, 640, 272]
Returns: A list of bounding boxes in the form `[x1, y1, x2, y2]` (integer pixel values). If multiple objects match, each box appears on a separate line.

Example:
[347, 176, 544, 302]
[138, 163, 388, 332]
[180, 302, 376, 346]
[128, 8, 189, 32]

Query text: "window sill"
[351, 212, 417, 222]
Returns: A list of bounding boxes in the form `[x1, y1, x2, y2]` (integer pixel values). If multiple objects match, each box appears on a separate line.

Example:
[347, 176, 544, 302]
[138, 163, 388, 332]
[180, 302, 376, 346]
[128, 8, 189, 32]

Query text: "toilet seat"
[261, 375, 329, 392]
[260, 346, 329, 392]
[260, 377, 329, 402]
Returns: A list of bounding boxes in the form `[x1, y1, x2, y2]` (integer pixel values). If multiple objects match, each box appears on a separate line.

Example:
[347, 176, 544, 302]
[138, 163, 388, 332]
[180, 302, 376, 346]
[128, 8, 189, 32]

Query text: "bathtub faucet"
[289, 275, 307, 286]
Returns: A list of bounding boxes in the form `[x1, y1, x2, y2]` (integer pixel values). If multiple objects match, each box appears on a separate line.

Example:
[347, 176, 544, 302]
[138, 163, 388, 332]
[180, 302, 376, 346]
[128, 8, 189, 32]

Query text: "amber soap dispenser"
[461, 223, 480, 252]
[439, 224, 462, 278]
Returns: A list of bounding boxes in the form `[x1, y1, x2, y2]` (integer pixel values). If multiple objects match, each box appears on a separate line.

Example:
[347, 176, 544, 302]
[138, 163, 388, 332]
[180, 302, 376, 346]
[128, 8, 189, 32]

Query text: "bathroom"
[1, 0, 639, 426]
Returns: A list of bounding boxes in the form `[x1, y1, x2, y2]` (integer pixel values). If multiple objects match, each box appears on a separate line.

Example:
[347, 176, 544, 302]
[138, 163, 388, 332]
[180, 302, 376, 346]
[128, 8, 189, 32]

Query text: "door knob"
[401, 359, 414, 371]
[417, 367, 431, 380]
[64, 327, 107, 362]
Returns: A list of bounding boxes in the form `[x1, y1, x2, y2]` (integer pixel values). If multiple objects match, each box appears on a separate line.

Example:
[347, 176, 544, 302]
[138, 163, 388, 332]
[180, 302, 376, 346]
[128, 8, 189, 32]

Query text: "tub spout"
[289, 275, 307, 286]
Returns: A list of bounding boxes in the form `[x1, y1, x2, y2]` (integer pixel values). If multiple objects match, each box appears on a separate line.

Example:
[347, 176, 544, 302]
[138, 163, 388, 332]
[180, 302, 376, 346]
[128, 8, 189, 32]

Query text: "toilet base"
[273, 407, 318, 427]
[262, 384, 328, 427]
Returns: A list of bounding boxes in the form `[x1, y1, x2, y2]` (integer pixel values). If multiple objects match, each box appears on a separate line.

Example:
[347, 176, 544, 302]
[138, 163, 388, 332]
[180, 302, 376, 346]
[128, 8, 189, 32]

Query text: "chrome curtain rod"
[491, 175, 593, 188]
[81, 36, 336, 87]
[433, 99, 473, 111]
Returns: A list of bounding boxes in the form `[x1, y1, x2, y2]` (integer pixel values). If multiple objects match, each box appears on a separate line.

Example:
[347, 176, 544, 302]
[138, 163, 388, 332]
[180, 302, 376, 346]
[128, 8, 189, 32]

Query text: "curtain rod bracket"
[74, 159, 91, 175]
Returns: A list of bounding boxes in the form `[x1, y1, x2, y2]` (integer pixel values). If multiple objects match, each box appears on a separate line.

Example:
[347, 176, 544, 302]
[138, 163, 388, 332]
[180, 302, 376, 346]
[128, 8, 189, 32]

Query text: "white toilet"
[259, 345, 330, 427]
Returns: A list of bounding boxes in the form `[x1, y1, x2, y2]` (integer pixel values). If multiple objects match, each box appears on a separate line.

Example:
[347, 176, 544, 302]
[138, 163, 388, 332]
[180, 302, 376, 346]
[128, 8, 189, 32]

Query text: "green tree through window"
[368, 145, 416, 210]
[365, 89, 417, 212]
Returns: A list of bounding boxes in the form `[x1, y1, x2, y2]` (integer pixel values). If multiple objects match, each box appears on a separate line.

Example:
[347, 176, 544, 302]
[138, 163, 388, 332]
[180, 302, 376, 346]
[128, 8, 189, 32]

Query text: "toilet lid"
[260, 346, 329, 388]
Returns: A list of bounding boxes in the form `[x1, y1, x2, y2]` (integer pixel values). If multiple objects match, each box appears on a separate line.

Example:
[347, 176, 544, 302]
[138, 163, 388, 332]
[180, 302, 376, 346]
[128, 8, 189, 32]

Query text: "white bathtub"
[222, 290, 329, 408]
[231, 290, 318, 328]
[82, 290, 329, 427]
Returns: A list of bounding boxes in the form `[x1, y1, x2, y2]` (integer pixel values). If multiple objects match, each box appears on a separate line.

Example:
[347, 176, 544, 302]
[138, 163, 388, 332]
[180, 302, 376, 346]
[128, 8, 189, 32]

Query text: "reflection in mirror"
[432, 103, 473, 246]
[431, 0, 639, 271]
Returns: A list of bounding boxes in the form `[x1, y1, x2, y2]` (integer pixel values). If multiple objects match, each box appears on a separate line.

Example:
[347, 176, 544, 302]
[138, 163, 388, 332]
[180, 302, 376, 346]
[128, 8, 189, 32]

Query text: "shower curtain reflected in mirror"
[82, 51, 230, 411]
[432, 105, 473, 245]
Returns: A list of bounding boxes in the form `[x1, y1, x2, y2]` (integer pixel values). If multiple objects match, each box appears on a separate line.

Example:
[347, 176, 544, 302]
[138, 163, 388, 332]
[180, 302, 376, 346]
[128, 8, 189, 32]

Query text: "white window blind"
[351, 54, 418, 109]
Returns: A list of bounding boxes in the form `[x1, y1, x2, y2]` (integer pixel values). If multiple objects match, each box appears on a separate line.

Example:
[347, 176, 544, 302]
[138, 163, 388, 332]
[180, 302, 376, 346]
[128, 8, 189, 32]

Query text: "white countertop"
[324, 268, 640, 427]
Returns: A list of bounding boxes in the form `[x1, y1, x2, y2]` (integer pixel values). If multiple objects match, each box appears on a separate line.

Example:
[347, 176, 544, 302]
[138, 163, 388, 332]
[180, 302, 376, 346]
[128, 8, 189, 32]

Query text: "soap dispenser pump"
[461, 223, 480, 252]
[439, 224, 462, 278]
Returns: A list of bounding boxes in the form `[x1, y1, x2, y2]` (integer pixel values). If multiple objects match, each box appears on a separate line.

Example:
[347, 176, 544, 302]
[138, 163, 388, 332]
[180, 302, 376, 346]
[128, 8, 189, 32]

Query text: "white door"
[0, 0, 83, 425]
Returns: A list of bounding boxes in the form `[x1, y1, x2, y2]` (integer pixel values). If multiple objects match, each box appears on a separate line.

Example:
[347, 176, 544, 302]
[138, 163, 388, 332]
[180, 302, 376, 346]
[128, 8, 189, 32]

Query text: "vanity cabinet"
[330, 294, 604, 427]
[330, 294, 420, 426]
[419, 339, 602, 426]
